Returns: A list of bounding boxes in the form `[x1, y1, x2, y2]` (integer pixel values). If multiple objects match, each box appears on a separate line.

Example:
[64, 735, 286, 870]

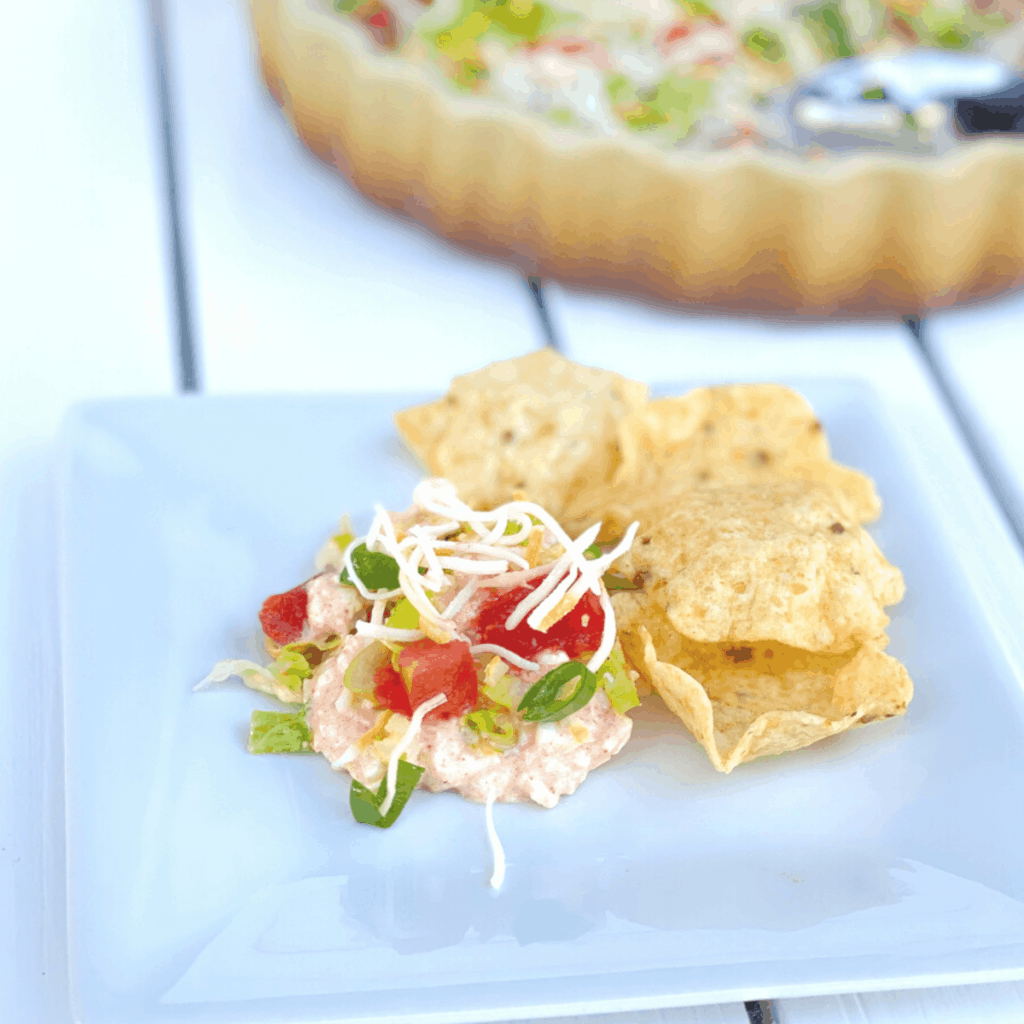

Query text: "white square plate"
[61, 386, 1024, 1024]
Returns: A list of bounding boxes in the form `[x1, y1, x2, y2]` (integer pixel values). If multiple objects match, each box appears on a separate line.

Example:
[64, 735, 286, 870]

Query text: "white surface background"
[2, 0, 1024, 1021]
[1, 1, 176, 1022]
[162, 0, 546, 393]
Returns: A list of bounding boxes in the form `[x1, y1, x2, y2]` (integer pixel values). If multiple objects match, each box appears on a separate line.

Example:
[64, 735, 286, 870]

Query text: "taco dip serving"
[200, 476, 642, 849]
[200, 350, 914, 891]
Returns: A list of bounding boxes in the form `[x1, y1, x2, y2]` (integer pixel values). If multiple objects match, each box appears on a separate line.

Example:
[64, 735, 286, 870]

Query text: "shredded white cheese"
[440, 576, 479, 620]
[469, 643, 540, 672]
[379, 692, 448, 816]
[484, 784, 506, 890]
[355, 621, 426, 642]
[341, 479, 638, 684]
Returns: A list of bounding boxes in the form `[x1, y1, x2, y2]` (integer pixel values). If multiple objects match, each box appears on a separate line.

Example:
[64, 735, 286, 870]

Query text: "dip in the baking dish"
[334, 0, 1024, 155]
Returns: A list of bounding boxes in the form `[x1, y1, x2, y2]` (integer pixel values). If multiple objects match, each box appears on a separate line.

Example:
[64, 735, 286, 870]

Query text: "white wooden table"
[923, 289, 1024, 544]
[3, 1, 1023, 1021]
[0, 1, 176, 1021]
[160, 0, 546, 393]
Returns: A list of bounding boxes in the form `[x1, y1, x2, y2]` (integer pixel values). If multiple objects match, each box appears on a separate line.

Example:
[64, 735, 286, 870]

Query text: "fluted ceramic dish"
[253, 0, 1024, 314]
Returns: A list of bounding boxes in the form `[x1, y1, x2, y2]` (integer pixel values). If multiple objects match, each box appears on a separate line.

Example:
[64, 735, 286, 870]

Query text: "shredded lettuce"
[800, 1, 856, 58]
[282, 635, 343, 662]
[197, 635, 341, 705]
[248, 709, 313, 753]
[273, 647, 312, 686]
[195, 659, 303, 705]
[597, 647, 641, 715]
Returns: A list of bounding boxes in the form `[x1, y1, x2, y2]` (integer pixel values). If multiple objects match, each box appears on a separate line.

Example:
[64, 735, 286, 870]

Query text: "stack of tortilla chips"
[396, 350, 913, 772]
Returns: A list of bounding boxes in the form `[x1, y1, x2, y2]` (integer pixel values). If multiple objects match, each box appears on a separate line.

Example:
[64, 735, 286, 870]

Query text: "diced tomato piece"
[356, 0, 398, 48]
[666, 23, 691, 42]
[397, 639, 478, 719]
[373, 662, 412, 717]
[473, 579, 605, 661]
[259, 585, 308, 645]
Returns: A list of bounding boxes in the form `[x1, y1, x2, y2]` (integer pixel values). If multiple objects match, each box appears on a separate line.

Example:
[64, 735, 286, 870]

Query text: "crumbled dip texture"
[305, 573, 368, 638]
[307, 639, 632, 806]
[333, 0, 1024, 155]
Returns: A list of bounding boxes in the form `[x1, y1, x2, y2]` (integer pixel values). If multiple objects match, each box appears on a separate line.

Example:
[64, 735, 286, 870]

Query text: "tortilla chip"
[623, 620, 912, 773]
[614, 482, 904, 654]
[563, 384, 879, 536]
[394, 350, 647, 516]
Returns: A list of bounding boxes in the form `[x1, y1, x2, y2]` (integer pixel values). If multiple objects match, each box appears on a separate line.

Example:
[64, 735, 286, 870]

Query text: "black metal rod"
[904, 315, 1024, 552]
[147, 0, 201, 393]
[526, 276, 562, 351]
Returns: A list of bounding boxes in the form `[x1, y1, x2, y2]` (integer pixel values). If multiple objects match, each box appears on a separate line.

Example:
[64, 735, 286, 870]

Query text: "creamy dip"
[307, 639, 632, 806]
[304, 572, 368, 638]
[240, 479, 641, 834]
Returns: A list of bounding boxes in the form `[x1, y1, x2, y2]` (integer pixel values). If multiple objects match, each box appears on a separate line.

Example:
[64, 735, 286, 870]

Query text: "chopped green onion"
[742, 27, 785, 62]
[623, 104, 669, 128]
[340, 544, 402, 591]
[344, 640, 393, 694]
[583, 543, 602, 559]
[682, 0, 720, 20]
[936, 24, 970, 48]
[350, 758, 425, 828]
[483, 675, 516, 708]
[464, 708, 518, 748]
[268, 635, 343, 695]
[386, 597, 420, 630]
[601, 571, 640, 591]
[282, 635, 343, 658]
[249, 709, 313, 753]
[518, 661, 597, 723]
[274, 647, 312, 682]
[484, 0, 551, 41]
[483, 674, 517, 709]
